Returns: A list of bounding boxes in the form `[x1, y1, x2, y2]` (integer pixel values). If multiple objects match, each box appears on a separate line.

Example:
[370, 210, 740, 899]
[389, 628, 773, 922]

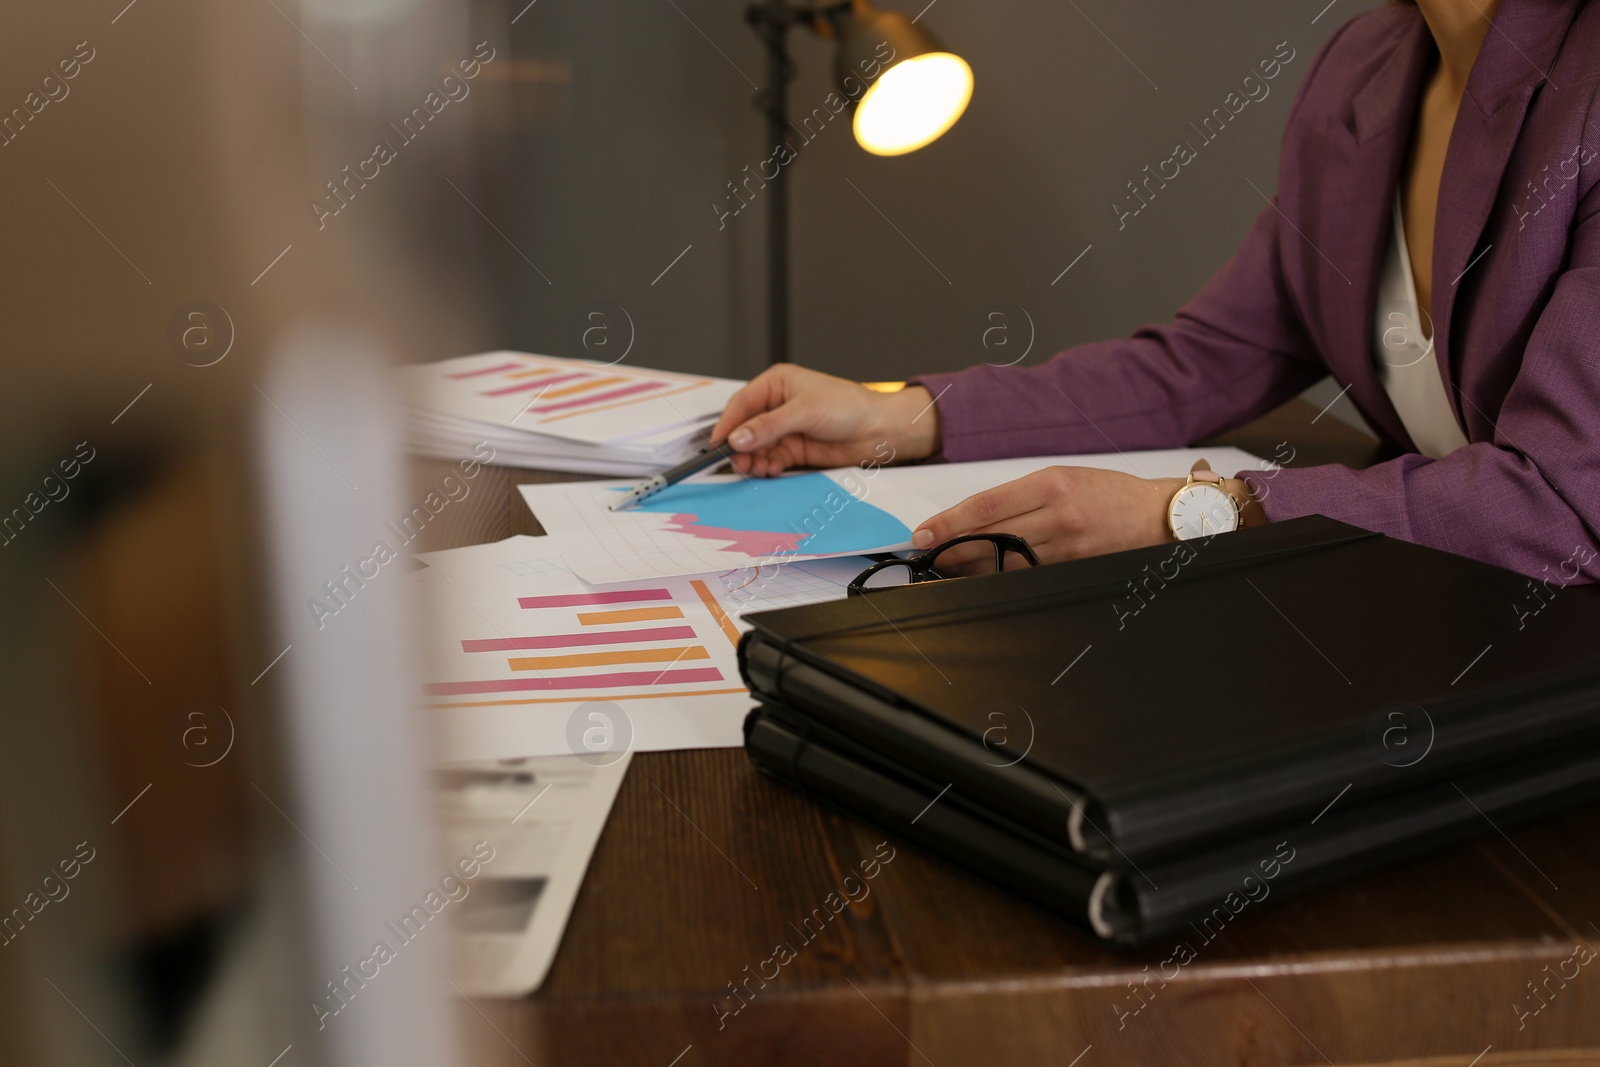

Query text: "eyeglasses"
[847, 533, 1040, 596]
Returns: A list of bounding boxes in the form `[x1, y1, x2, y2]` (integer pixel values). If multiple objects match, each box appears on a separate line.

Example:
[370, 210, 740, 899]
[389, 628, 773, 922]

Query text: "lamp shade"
[832, 4, 973, 156]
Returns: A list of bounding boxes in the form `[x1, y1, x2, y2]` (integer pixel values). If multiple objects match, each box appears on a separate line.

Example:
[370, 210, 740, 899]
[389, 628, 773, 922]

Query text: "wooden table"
[420, 399, 1600, 1067]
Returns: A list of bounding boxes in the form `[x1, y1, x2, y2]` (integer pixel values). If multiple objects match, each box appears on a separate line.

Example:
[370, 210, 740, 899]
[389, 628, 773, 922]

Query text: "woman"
[709, 0, 1600, 582]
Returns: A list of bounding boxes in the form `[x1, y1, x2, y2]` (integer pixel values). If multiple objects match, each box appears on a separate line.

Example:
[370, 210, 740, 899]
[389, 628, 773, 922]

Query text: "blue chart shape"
[623, 472, 911, 556]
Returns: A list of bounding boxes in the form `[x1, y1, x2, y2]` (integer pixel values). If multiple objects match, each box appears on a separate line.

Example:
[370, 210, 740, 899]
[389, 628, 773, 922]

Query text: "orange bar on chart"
[538, 379, 710, 423]
[690, 579, 742, 648]
[537, 375, 627, 399]
[506, 645, 710, 672]
[576, 605, 685, 625]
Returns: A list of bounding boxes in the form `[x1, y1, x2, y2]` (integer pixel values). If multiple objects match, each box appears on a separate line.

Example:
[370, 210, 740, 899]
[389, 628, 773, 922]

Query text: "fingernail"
[730, 428, 753, 449]
[912, 528, 933, 548]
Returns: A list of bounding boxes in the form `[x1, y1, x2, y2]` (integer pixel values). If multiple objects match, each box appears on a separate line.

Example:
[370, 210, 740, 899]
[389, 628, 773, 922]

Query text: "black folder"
[744, 699, 1600, 943]
[737, 516, 1600, 940]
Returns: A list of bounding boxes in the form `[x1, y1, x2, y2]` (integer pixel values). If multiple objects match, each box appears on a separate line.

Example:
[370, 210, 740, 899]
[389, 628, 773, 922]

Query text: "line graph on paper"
[519, 472, 931, 585]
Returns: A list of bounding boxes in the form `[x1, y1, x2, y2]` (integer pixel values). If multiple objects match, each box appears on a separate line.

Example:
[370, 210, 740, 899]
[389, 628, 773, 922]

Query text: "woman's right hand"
[709, 364, 942, 476]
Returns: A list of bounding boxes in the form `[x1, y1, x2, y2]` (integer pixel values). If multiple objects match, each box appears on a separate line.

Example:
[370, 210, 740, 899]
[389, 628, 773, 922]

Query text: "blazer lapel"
[1315, 13, 1433, 449]
[1431, 0, 1582, 429]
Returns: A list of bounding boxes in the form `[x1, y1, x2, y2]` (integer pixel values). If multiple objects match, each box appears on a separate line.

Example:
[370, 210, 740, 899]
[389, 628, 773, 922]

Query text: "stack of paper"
[402, 351, 745, 474]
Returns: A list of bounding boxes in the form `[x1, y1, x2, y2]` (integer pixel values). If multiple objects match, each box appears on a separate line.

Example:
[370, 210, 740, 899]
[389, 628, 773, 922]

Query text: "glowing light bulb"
[852, 52, 973, 157]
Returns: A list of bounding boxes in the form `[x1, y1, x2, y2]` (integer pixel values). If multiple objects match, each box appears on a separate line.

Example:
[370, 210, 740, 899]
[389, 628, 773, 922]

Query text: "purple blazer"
[912, 0, 1600, 582]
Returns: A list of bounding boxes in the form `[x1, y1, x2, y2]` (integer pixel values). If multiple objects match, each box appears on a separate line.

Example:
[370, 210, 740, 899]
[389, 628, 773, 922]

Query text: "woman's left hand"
[909, 466, 1189, 569]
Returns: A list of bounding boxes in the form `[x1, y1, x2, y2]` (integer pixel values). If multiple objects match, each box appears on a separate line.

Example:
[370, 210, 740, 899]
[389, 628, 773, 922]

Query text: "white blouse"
[1371, 191, 1470, 460]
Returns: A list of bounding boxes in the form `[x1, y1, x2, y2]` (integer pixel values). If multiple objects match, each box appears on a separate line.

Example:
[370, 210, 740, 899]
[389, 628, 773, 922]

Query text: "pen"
[608, 442, 735, 511]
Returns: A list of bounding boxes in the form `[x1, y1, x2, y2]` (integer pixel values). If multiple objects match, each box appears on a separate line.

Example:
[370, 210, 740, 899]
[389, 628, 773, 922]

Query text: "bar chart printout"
[404, 351, 744, 446]
[416, 561, 751, 760]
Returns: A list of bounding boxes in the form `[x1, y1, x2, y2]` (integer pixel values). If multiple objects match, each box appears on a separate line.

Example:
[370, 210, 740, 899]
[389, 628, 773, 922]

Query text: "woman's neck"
[1415, 0, 1502, 91]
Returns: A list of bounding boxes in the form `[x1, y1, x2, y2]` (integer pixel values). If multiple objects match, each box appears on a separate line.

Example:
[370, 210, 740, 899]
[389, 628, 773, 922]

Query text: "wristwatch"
[1167, 459, 1241, 540]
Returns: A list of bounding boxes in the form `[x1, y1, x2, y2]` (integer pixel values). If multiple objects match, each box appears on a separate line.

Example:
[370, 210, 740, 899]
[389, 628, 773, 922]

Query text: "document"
[413, 537, 869, 761]
[417, 535, 869, 626]
[440, 752, 630, 995]
[857, 446, 1271, 504]
[518, 470, 934, 585]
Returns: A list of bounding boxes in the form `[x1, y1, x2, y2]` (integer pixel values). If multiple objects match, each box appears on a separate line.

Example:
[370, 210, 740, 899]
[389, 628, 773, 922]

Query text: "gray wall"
[497, 0, 1380, 385]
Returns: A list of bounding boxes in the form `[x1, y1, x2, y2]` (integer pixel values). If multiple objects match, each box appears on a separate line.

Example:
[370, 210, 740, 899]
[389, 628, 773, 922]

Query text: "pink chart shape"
[661, 513, 806, 557]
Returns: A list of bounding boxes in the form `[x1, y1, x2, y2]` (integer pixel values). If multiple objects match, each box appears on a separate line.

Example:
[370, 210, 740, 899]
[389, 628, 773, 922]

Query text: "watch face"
[1169, 483, 1238, 540]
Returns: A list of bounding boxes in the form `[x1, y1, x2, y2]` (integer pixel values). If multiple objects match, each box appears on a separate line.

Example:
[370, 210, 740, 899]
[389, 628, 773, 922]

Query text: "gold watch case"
[1167, 461, 1242, 541]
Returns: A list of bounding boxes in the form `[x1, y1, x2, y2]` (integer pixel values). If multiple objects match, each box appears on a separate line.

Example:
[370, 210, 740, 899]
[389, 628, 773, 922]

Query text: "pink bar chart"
[423, 580, 744, 707]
